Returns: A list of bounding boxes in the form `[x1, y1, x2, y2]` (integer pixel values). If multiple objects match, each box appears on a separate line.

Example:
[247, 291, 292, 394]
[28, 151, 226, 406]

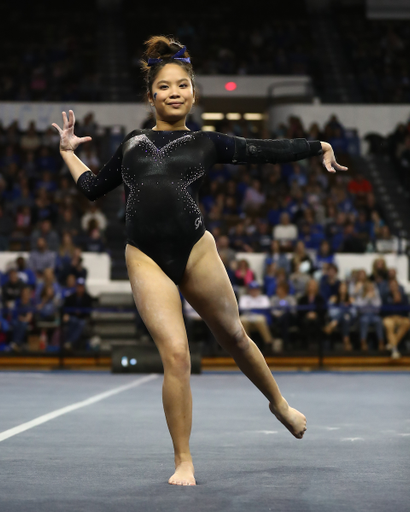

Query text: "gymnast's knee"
[230, 326, 251, 351]
[162, 346, 191, 376]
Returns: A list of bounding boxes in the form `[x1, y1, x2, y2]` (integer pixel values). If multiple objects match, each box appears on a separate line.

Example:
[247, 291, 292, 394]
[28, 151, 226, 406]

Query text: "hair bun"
[144, 35, 188, 61]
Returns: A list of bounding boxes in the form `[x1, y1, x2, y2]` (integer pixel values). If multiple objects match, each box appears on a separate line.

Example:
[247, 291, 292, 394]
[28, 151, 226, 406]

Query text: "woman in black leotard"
[52, 36, 347, 486]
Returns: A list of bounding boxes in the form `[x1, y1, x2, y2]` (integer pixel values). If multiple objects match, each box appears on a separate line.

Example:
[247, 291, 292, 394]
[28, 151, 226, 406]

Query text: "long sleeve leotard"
[76, 129, 322, 285]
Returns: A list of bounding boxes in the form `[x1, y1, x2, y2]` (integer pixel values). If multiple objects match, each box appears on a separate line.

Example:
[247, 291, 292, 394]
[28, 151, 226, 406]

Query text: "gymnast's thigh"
[125, 244, 188, 355]
[178, 231, 244, 343]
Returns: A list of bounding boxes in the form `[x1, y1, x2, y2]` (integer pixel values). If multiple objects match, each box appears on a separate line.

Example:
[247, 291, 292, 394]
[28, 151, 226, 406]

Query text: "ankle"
[174, 453, 193, 467]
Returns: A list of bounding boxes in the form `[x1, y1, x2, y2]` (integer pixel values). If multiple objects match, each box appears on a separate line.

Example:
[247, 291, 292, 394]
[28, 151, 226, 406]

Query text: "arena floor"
[0, 370, 409, 512]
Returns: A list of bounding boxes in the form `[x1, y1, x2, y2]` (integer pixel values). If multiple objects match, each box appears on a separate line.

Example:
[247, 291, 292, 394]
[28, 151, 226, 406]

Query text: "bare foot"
[168, 461, 196, 486]
[269, 398, 307, 439]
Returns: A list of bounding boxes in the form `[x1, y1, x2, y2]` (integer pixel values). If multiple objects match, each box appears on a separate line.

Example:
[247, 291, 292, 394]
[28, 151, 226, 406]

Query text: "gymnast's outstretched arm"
[208, 132, 348, 173]
[52, 109, 134, 201]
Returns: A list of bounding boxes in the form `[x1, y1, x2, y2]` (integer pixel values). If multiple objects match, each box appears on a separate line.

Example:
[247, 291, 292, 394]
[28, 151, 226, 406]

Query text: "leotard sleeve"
[206, 131, 323, 165]
[75, 130, 138, 201]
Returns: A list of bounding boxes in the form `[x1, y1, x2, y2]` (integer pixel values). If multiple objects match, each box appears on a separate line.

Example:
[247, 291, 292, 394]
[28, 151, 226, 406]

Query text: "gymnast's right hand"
[52, 109, 92, 152]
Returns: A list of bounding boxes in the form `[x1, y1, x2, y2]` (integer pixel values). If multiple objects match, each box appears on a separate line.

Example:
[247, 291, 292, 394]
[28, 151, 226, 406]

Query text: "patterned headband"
[147, 46, 191, 66]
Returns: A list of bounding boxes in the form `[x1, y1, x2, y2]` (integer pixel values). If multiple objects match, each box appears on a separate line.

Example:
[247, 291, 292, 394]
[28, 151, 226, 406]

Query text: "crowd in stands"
[336, 5, 410, 103]
[0, 4, 99, 102]
[0, 112, 409, 356]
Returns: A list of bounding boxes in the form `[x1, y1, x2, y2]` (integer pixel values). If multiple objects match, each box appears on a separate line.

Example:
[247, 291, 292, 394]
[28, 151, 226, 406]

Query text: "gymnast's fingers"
[333, 161, 348, 171]
[51, 123, 62, 135]
[69, 109, 75, 127]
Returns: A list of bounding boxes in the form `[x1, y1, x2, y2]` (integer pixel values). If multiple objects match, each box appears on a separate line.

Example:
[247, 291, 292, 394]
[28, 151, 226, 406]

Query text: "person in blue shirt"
[319, 263, 341, 301]
[315, 240, 335, 272]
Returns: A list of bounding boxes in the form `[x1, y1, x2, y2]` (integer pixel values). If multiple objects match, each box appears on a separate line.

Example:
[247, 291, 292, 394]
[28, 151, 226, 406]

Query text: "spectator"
[252, 219, 272, 252]
[376, 225, 403, 253]
[273, 212, 298, 251]
[289, 257, 311, 298]
[234, 259, 255, 287]
[264, 239, 290, 274]
[20, 122, 41, 152]
[31, 219, 60, 252]
[58, 248, 88, 284]
[370, 257, 389, 298]
[84, 224, 106, 253]
[264, 266, 294, 298]
[2, 268, 25, 309]
[9, 286, 36, 351]
[56, 207, 82, 240]
[229, 222, 253, 253]
[81, 203, 107, 233]
[61, 274, 77, 300]
[62, 277, 93, 350]
[34, 284, 60, 324]
[216, 235, 236, 268]
[238, 281, 274, 352]
[348, 268, 368, 299]
[354, 280, 384, 351]
[340, 223, 366, 253]
[319, 263, 341, 302]
[270, 282, 297, 351]
[28, 237, 56, 278]
[290, 240, 314, 274]
[297, 279, 326, 349]
[241, 179, 266, 213]
[14, 256, 36, 288]
[298, 221, 324, 250]
[347, 173, 373, 195]
[382, 279, 410, 359]
[35, 267, 62, 304]
[323, 281, 355, 351]
[315, 240, 335, 272]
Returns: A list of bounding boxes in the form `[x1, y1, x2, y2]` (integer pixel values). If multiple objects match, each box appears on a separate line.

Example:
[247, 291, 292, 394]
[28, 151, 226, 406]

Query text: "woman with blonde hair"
[52, 35, 347, 486]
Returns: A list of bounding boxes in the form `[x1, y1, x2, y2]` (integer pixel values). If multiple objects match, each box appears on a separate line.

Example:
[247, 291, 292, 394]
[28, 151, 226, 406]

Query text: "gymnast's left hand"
[320, 141, 348, 173]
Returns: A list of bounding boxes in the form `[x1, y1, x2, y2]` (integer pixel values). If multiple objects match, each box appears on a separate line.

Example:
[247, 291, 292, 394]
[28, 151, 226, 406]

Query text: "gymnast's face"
[149, 63, 195, 124]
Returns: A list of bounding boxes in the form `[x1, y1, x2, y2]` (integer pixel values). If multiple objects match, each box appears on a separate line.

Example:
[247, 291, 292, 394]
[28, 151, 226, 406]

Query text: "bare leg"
[126, 244, 196, 485]
[179, 232, 307, 439]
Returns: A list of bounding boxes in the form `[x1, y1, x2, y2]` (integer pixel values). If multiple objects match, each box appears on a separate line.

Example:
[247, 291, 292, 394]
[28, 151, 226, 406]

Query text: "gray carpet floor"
[0, 370, 409, 512]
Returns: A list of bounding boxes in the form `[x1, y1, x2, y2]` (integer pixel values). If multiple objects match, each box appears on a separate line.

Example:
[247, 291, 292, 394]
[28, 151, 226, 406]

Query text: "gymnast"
[52, 36, 348, 486]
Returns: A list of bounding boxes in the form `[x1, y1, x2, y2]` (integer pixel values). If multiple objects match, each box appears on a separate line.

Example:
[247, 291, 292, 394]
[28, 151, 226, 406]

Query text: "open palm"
[52, 110, 92, 152]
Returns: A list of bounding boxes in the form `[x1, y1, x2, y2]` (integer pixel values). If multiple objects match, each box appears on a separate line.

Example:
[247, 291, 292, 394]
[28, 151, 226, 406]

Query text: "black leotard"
[76, 129, 322, 285]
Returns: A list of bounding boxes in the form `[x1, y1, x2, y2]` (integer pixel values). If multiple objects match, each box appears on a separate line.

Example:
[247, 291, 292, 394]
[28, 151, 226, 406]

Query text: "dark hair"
[141, 35, 195, 99]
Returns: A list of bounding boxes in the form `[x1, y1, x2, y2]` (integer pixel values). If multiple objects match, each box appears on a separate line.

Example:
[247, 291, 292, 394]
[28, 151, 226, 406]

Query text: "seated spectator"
[273, 212, 298, 252]
[56, 207, 82, 241]
[315, 240, 335, 272]
[289, 257, 311, 298]
[370, 210, 385, 239]
[58, 248, 88, 284]
[323, 281, 355, 351]
[61, 274, 77, 300]
[270, 282, 297, 351]
[35, 267, 62, 304]
[297, 279, 326, 350]
[20, 122, 41, 152]
[55, 232, 77, 279]
[9, 286, 36, 351]
[15, 256, 36, 288]
[348, 173, 373, 195]
[370, 257, 389, 298]
[238, 281, 274, 352]
[81, 203, 107, 233]
[376, 225, 403, 253]
[31, 188, 58, 225]
[354, 209, 374, 247]
[234, 259, 255, 287]
[216, 235, 236, 268]
[62, 277, 93, 350]
[0, 204, 14, 250]
[348, 268, 368, 299]
[241, 179, 266, 214]
[229, 222, 253, 253]
[353, 280, 384, 351]
[287, 163, 307, 188]
[340, 223, 366, 253]
[34, 283, 61, 324]
[84, 224, 106, 253]
[290, 240, 314, 274]
[252, 219, 272, 252]
[35, 170, 58, 193]
[264, 266, 294, 298]
[382, 279, 410, 359]
[298, 221, 324, 251]
[265, 239, 290, 274]
[28, 237, 56, 278]
[31, 219, 60, 252]
[319, 263, 341, 302]
[13, 205, 33, 241]
[2, 268, 25, 310]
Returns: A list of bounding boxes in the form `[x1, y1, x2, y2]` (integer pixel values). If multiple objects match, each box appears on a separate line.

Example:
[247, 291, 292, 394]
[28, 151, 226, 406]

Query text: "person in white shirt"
[239, 281, 274, 352]
[81, 203, 107, 232]
[273, 212, 298, 251]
